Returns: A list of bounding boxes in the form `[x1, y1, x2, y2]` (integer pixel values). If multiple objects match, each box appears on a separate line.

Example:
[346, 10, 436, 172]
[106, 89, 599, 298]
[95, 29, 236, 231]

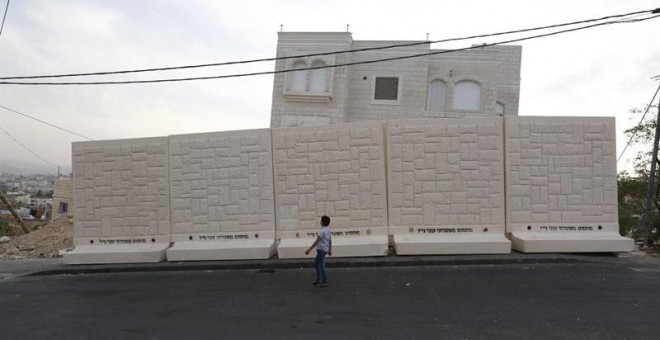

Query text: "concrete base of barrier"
[277, 236, 389, 259]
[510, 232, 634, 253]
[62, 244, 169, 264]
[393, 234, 511, 255]
[166, 240, 276, 261]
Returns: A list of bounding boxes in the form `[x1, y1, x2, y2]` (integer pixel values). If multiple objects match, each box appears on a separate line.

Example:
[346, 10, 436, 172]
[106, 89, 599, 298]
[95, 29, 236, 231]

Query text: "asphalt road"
[2, 262, 659, 339]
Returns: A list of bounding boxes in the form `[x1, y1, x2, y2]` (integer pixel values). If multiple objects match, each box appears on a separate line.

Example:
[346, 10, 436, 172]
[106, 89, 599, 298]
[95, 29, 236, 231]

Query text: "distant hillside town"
[0, 172, 72, 221]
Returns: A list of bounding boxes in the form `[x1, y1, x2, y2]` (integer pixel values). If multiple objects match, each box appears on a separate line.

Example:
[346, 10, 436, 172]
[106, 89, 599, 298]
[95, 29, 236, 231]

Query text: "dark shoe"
[318, 283, 328, 288]
[312, 281, 320, 286]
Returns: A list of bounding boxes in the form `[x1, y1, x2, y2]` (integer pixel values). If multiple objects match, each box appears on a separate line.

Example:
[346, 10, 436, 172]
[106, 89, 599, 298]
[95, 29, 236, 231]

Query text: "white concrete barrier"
[65, 116, 633, 264]
[387, 119, 510, 254]
[64, 137, 171, 264]
[504, 117, 633, 252]
[273, 122, 389, 258]
[165, 130, 276, 261]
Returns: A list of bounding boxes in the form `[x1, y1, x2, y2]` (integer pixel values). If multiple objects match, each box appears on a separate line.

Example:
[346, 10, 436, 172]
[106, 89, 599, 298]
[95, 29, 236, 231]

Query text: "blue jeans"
[314, 249, 327, 283]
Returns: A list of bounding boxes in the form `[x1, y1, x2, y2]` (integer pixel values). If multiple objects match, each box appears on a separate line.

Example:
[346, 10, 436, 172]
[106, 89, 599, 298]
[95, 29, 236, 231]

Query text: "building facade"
[270, 32, 522, 128]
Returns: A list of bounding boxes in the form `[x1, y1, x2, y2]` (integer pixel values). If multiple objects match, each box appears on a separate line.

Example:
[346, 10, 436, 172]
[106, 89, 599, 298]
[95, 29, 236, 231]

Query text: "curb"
[29, 253, 596, 276]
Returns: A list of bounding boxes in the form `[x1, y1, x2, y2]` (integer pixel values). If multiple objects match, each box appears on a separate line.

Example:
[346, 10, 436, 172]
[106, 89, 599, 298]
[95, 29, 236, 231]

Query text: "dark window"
[374, 77, 399, 100]
[59, 202, 68, 213]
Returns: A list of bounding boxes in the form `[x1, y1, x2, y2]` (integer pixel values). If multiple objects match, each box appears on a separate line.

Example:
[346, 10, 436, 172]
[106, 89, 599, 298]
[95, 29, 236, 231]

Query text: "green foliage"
[619, 103, 660, 241]
[623, 105, 658, 178]
[0, 220, 12, 237]
[618, 174, 647, 236]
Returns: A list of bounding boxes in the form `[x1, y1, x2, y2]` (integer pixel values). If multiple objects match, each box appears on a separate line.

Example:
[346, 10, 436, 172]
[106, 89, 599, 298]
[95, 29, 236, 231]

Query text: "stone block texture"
[271, 32, 522, 128]
[427, 46, 522, 117]
[271, 32, 353, 128]
[272, 122, 388, 237]
[346, 41, 430, 122]
[169, 130, 275, 238]
[505, 117, 618, 232]
[387, 118, 505, 232]
[72, 137, 171, 245]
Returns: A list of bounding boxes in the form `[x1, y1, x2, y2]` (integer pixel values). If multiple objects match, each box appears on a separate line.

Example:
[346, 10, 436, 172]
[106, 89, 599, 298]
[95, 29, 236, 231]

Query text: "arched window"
[309, 61, 326, 92]
[496, 102, 505, 115]
[427, 80, 447, 112]
[290, 61, 307, 92]
[453, 81, 481, 111]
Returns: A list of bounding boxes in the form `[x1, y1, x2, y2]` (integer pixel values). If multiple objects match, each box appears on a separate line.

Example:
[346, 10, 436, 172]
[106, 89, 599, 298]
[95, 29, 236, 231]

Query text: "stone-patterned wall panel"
[72, 137, 170, 245]
[168, 130, 274, 240]
[505, 117, 618, 231]
[387, 118, 505, 234]
[272, 122, 388, 237]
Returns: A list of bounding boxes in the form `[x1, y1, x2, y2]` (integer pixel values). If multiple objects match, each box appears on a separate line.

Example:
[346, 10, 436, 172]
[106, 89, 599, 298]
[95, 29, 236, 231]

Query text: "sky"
[0, 0, 659, 175]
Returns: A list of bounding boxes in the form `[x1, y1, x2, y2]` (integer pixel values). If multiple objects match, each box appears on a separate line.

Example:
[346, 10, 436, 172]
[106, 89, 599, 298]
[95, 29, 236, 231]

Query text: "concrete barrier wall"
[272, 122, 389, 257]
[505, 117, 631, 252]
[65, 116, 630, 263]
[387, 118, 510, 254]
[167, 130, 276, 260]
[66, 137, 171, 263]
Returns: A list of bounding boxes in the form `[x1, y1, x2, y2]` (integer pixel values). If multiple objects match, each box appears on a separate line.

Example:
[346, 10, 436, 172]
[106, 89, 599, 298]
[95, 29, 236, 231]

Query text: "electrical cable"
[1, 14, 658, 86]
[0, 8, 655, 80]
[0, 0, 9, 37]
[0, 124, 59, 169]
[616, 83, 660, 163]
[0, 104, 94, 140]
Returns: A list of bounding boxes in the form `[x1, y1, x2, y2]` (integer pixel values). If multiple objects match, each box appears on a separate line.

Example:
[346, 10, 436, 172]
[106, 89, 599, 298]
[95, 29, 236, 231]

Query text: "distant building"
[5, 191, 31, 205]
[30, 197, 52, 206]
[270, 32, 522, 128]
[52, 179, 73, 219]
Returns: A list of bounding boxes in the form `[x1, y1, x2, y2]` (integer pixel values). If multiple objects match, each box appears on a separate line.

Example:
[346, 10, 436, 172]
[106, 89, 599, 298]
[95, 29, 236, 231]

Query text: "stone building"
[270, 32, 522, 128]
[52, 178, 73, 219]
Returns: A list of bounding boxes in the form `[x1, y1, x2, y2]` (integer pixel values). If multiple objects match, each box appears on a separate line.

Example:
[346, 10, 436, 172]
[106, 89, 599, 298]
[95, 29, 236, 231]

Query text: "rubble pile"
[0, 216, 73, 259]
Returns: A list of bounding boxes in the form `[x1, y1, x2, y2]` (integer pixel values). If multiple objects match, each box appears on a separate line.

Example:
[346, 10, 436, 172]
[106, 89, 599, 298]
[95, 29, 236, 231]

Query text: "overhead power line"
[0, 8, 656, 81]
[617, 83, 660, 163]
[1, 14, 658, 86]
[0, 104, 94, 140]
[0, 0, 9, 37]
[0, 124, 59, 169]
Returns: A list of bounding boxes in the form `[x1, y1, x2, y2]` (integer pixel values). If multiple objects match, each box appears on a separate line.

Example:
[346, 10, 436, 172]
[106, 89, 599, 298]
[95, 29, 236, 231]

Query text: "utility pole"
[641, 96, 660, 246]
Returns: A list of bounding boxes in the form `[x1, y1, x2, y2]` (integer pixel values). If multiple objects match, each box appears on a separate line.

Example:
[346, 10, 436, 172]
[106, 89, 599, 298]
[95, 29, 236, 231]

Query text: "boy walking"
[305, 215, 332, 287]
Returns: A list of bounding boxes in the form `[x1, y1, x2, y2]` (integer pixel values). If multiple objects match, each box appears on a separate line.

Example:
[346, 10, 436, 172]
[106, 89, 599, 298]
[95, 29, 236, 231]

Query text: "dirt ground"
[0, 216, 73, 260]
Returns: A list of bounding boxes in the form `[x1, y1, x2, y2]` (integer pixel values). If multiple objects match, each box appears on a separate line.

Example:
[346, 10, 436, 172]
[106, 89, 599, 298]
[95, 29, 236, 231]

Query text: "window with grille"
[374, 77, 399, 100]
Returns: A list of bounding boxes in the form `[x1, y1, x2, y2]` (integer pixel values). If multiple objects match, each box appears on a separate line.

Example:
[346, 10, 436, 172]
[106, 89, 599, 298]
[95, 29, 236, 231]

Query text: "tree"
[618, 171, 647, 236]
[619, 103, 660, 241]
[624, 105, 658, 178]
